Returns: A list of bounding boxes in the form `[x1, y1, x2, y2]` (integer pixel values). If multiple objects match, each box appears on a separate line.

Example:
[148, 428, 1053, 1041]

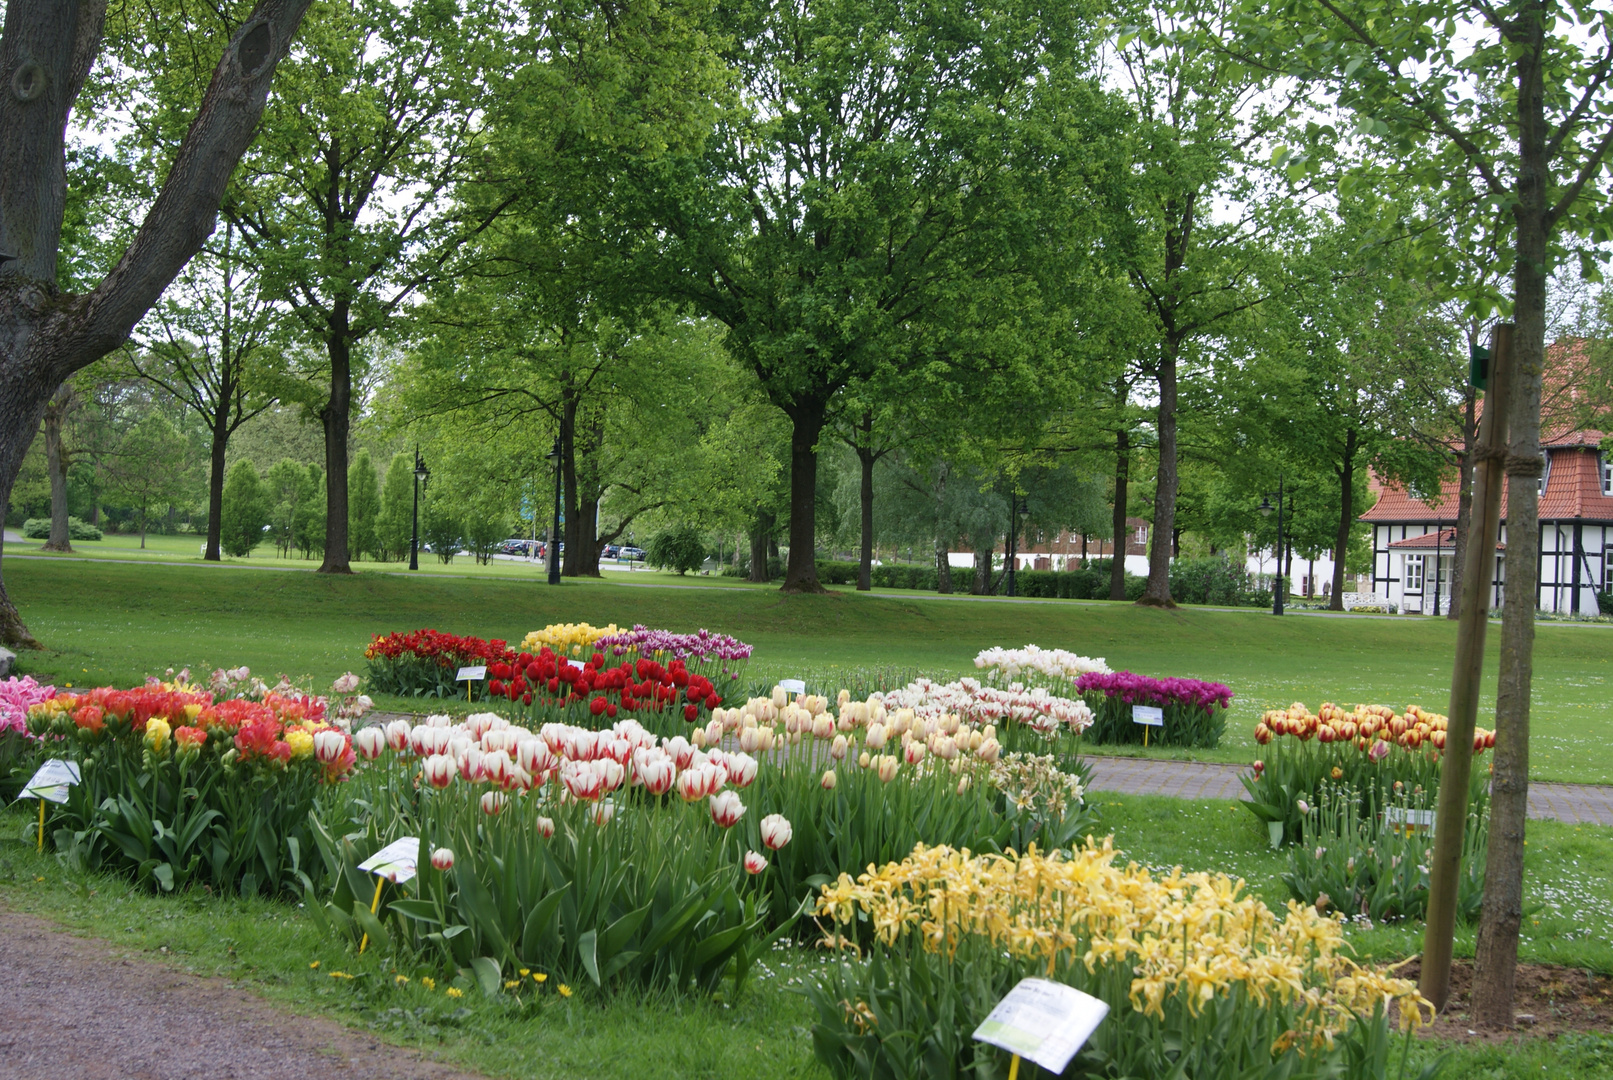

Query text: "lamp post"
[409, 449, 429, 571]
[1258, 474, 1285, 616]
[1006, 496, 1030, 597]
[547, 436, 562, 586]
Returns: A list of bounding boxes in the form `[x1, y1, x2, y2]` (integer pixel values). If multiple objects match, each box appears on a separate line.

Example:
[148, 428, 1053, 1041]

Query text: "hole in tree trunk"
[236, 22, 274, 79]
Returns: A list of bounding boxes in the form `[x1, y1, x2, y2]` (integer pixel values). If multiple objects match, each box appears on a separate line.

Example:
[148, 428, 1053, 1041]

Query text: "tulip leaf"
[470, 955, 501, 999]
[577, 928, 601, 986]
[519, 885, 569, 963]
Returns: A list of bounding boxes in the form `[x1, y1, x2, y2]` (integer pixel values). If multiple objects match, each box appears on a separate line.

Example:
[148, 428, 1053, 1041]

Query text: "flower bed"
[480, 646, 726, 734]
[1075, 671, 1233, 747]
[973, 644, 1110, 689]
[519, 622, 619, 656]
[364, 629, 516, 698]
[1243, 701, 1492, 847]
[26, 673, 357, 895]
[808, 841, 1429, 1080]
[594, 624, 752, 690]
[1, 675, 54, 799]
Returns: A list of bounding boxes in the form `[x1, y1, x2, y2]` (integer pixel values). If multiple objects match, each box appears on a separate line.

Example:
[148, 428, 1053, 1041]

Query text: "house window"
[1603, 454, 1612, 497]
[1405, 554, 1425, 592]
[1539, 452, 1551, 495]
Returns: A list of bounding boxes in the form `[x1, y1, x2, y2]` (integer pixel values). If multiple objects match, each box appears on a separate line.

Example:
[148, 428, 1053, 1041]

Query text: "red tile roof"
[1386, 530, 1503, 550]
[1363, 444, 1613, 524]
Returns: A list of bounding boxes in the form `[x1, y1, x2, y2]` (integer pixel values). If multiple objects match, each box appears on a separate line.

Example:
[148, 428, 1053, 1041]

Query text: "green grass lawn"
[4, 797, 1610, 1080]
[8, 555, 1612, 782]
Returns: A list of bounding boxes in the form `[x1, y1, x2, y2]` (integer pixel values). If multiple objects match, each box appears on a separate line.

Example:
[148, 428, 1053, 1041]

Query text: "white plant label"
[779, 678, 806, 695]
[973, 977, 1108, 1073]
[564, 658, 586, 670]
[455, 665, 487, 682]
[1384, 807, 1437, 833]
[19, 759, 81, 804]
[359, 836, 420, 884]
[1131, 705, 1164, 726]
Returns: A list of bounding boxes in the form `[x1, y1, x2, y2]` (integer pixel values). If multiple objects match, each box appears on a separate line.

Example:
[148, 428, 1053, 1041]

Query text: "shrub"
[1002, 561, 1147, 600]
[219, 460, 270, 557]
[22, 516, 102, 540]
[647, 525, 707, 574]
[1169, 556, 1267, 606]
[815, 559, 860, 585]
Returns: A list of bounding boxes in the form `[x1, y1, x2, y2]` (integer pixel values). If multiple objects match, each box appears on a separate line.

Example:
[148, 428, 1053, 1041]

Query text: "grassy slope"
[9, 556, 1613, 782]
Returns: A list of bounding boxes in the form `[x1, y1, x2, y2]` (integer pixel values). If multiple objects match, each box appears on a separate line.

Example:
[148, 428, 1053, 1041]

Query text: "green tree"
[422, 495, 461, 565]
[99, 414, 191, 548]
[378, 452, 415, 562]
[647, 525, 706, 575]
[640, 0, 1124, 592]
[0, 3, 310, 646]
[294, 465, 326, 559]
[348, 450, 381, 562]
[1227, 0, 1613, 1019]
[219, 460, 270, 558]
[264, 458, 307, 557]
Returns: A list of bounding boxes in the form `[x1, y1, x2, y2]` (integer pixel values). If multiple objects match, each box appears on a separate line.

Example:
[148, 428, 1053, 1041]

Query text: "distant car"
[500, 539, 537, 556]
[619, 545, 646, 561]
[601, 544, 621, 559]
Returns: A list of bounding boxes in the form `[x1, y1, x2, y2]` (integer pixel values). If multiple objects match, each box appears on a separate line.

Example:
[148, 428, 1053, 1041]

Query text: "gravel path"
[0, 913, 484, 1080]
[1084, 755, 1613, 825]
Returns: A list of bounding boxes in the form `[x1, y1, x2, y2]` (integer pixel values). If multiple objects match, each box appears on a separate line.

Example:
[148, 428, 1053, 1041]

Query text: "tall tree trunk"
[42, 383, 72, 552]
[857, 442, 875, 592]
[1473, 19, 1549, 1028]
[780, 400, 826, 593]
[1140, 343, 1179, 606]
[317, 321, 352, 574]
[748, 508, 773, 582]
[933, 461, 953, 594]
[1330, 430, 1357, 609]
[1448, 387, 1479, 620]
[203, 396, 230, 561]
[1110, 426, 1130, 601]
[971, 545, 994, 595]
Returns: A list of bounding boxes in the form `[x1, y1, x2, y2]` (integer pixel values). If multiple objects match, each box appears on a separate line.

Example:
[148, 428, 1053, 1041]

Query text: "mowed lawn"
[7, 554, 1612, 782]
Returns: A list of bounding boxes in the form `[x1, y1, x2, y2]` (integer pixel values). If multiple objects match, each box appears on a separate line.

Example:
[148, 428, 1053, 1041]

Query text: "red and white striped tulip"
[760, 813, 792, 850]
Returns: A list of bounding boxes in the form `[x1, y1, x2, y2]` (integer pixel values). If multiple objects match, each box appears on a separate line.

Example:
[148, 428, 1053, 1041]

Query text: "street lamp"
[409, 449, 429, 571]
[1258, 474, 1285, 615]
[1006, 496, 1030, 597]
[547, 436, 562, 586]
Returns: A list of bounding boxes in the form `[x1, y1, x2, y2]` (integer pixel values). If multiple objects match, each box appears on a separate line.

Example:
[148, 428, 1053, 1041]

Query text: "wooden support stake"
[1422, 324, 1514, 1011]
[358, 876, 384, 955]
[37, 797, 45, 854]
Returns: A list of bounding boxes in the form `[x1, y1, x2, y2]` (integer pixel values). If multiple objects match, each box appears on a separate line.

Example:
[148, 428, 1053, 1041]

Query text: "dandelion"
[309, 961, 321, 970]
[446, 987, 464, 999]
[328, 971, 354, 980]
[395, 975, 409, 985]
[532, 973, 548, 983]
[421, 977, 436, 991]
[505, 980, 520, 989]
[558, 984, 573, 997]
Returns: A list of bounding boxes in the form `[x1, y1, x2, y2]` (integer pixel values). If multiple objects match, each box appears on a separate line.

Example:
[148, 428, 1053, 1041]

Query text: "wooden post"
[1421, 324, 1513, 1011]
[358, 876, 384, 954]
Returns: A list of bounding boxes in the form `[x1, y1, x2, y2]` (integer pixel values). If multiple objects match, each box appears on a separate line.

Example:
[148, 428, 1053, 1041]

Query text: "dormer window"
[1603, 453, 1612, 497]
[1539, 452, 1551, 496]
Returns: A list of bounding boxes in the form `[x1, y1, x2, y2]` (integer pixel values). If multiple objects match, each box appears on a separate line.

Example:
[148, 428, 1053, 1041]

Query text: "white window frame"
[1539, 451, 1551, 495]
[1602, 454, 1612, 497]
[1405, 553, 1425, 592]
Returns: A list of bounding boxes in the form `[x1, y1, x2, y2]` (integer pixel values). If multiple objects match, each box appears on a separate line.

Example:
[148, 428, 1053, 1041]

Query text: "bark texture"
[0, 0, 313, 645]
[1139, 344, 1177, 606]
[780, 400, 826, 593]
[1329, 429, 1356, 609]
[1109, 426, 1129, 601]
[41, 382, 72, 551]
[747, 508, 773, 583]
[1473, 12, 1549, 1027]
[1447, 388, 1479, 620]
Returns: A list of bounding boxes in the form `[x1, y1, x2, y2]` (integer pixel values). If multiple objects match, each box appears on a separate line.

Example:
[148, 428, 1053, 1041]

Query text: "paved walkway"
[1084, 756, 1613, 826]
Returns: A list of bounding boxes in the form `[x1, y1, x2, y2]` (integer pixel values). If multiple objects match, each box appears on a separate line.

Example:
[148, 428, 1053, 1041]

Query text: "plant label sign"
[1384, 807, 1437, 834]
[359, 836, 420, 884]
[1131, 705, 1164, 727]
[973, 977, 1108, 1074]
[456, 666, 487, 683]
[779, 679, 806, 695]
[19, 759, 81, 804]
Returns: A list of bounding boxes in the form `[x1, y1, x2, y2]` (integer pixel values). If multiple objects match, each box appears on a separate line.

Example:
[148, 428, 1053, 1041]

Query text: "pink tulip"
[332, 672, 361, 695]
[743, 850, 768, 875]
[709, 790, 746, 828]
[430, 847, 455, 871]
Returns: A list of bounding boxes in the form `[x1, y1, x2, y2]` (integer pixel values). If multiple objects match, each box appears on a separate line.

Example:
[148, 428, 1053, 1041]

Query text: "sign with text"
[19, 759, 81, 804]
[972, 978, 1108, 1074]
[779, 679, 806, 695]
[359, 836, 420, 884]
[455, 666, 487, 683]
[1384, 807, 1437, 834]
[1131, 705, 1164, 727]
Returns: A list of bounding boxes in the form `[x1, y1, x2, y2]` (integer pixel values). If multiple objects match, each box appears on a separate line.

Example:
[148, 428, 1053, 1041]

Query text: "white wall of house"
[1370, 521, 1607, 615]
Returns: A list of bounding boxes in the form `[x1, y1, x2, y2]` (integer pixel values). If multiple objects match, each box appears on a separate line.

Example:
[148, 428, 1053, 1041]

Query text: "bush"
[647, 525, 707, 574]
[219, 460, 270, 557]
[1169, 556, 1268, 606]
[869, 564, 938, 590]
[22, 516, 103, 541]
[815, 559, 860, 585]
[997, 560, 1145, 600]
